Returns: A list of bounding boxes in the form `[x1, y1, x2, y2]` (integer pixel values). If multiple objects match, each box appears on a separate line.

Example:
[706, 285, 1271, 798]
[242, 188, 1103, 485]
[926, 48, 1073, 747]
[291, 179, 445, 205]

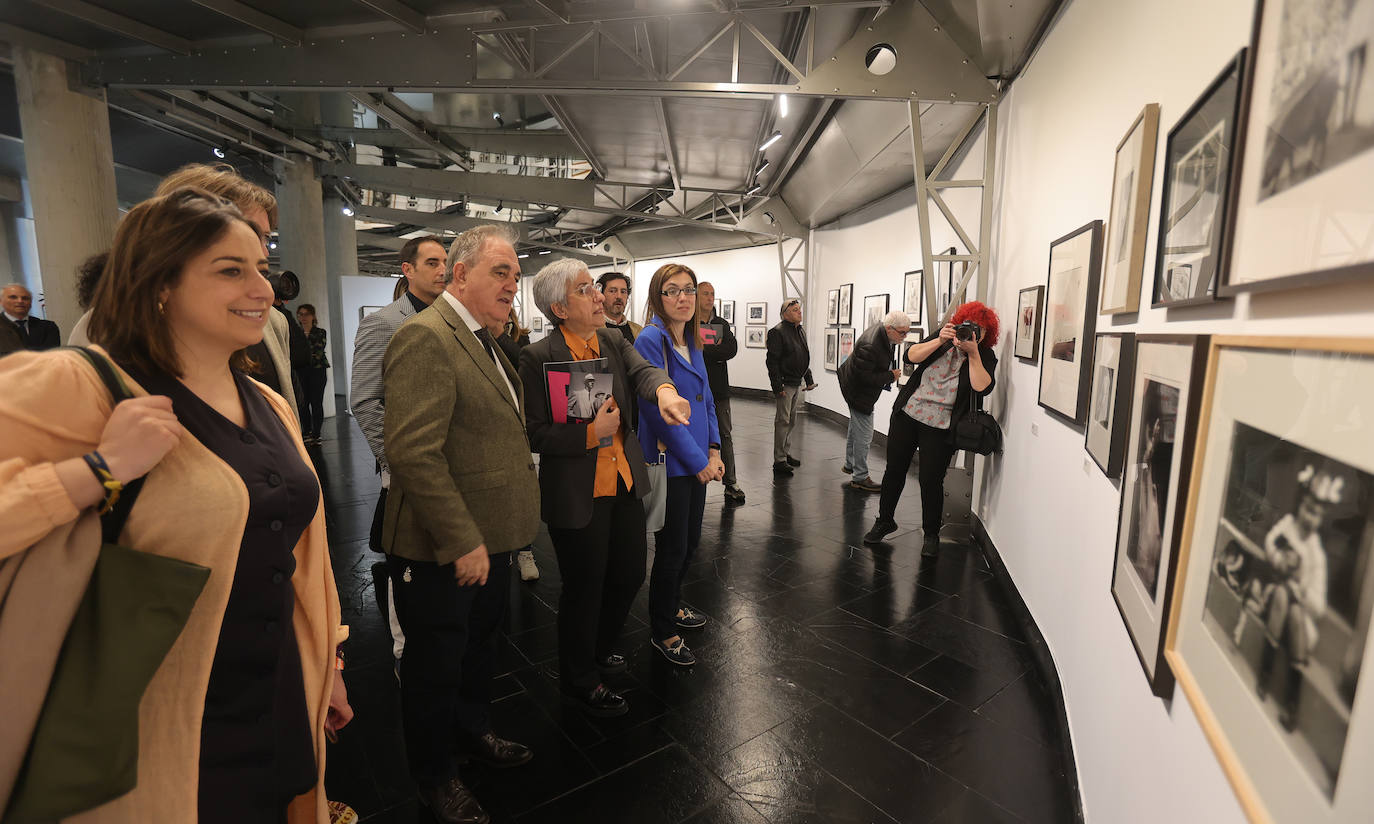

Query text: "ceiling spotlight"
[494, 201, 503, 213]
[517, 252, 530, 259]
[341, 206, 355, 217]
[212, 147, 226, 158]
[538, 249, 551, 255]
[759, 131, 782, 151]
[778, 94, 789, 118]
[492, 112, 505, 127]
[747, 184, 762, 196]
[582, 241, 596, 248]
[757, 159, 770, 176]
[268, 240, 279, 250]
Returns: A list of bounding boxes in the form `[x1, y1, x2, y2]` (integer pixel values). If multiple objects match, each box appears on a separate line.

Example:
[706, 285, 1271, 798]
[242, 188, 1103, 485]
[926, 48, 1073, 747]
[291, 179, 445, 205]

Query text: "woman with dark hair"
[0, 188, 351, 823]
[864, 301, 999, 556]
[635, 262, 723, 667]
[294, 303, 329, 445]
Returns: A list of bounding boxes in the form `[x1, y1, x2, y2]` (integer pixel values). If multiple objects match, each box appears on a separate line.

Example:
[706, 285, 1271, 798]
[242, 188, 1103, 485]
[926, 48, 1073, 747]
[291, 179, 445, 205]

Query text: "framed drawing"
[837, 284, 853, 326]
[358, 305, 385, 321]
[826, 289, 839, 325]
[896, 328, 926, 385]
[1014, 285, 1044, 362]
[1111, 334, 1210, 697]
[721, 300, 735, 324]
[1220, 0, 1374, 296]
[1101, 104, 1161, 315]
[1166, 337, 1374, 822]
[1038, 220, 1104, 423]
[1153, 50, 1247, 309]
[863, 293, 889, 330]
[1086, 332, 1137, 478]
[744, 326, 766, 348]
[746, 302, 767, 323]
[838, 327, 855, 366]
[824, 328, 839, 371]
[903, 269, 924, 321]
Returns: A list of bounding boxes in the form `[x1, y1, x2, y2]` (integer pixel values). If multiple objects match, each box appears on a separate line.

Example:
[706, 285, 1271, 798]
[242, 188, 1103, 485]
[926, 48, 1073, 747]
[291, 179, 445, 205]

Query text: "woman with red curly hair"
[864, 301, 999, 555]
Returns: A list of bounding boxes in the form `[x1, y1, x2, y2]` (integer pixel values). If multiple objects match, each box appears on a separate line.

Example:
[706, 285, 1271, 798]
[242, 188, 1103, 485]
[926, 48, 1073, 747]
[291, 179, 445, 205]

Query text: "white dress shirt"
[441, 290, 519, 407]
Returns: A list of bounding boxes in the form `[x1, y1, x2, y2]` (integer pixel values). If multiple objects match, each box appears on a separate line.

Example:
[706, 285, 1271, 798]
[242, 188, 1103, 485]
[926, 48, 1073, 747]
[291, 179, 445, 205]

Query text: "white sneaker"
[517, 549, 539, 581]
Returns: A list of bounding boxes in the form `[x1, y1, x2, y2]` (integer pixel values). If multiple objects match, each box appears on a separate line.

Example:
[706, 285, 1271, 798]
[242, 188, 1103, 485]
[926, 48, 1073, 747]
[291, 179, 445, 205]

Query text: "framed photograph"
[1220, 0, 1374, 296]
[934, 248, 959, 320]
[897, 328, 926, 385]
[838, 327, 855, 366]
[746, 302, 767, 323]
[1101, 104, 1161, 315]
[1014, 285, 1044, 362]
[1153, 50, 1248, 309]
[862, 293, 889, 330]
[358, 305, 385, 321]
[1086, 333, 1137, 478]
[531, 316, 543, 332]
[745, 325, 766, 348]
[1111, 334, 1210, 697]
[903, 269, 924, 321]
[837, 284, 853, 326]
[1038, 220, 1104, 423]
[721, 300, 735, 324]
[715, 298, 722, 317]
[827, 289, 839, 325]
[1166, 337, 1374, 822]
[824, 328, 839, 371]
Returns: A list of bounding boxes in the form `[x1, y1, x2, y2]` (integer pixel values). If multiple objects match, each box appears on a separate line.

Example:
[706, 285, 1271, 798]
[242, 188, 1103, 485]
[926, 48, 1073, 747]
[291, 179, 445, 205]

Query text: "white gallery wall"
[338, 274, 406, 404]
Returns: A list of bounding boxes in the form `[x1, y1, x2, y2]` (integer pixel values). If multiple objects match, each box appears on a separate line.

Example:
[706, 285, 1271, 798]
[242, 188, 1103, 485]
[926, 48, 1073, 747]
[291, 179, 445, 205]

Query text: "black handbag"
[4, 348, 211, 823]
[953, 393, 1003, 456]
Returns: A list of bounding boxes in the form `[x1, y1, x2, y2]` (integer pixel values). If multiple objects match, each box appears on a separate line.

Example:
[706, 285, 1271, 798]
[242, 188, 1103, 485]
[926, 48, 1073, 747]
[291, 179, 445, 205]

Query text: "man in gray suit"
[350, 234, 447, 666]
[383, 225, 539, 824]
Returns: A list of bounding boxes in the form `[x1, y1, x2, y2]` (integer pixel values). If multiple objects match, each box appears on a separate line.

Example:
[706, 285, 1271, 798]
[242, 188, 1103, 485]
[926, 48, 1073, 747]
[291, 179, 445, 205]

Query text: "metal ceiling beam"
[115, 90, 295, 163]
[653, 98, 682, 191]
[524, 0, 572, 25]
[189, 0, 303, 44]
[161, 90, 333, 159]
[328, 163, 596, 210]
[471, 0, 887, 32]
[305, 125, 580, 157]
[352, 0, 427, 34]
[349, 91, 474, 170]
[0, 23, 94, 61]
[37, 0, 192, 55]
[354, 204, 532, 239]
[765, 97, 838, 196]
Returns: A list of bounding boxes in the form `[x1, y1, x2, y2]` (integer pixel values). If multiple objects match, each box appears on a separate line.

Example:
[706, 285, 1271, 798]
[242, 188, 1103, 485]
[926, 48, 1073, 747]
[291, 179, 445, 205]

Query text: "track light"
[517, 253, 530, 259]
[494, 201, 503, 213]
[212, 147, 226, 158]
[341, 206, 355, 217]
[757, 160, 770, 176]
[759, 131, 782, 151]
[747, 184, 762, 196]
[268, 241, 279, 250]
[492, 112, 505, 126]
[778, 95, 789, 118]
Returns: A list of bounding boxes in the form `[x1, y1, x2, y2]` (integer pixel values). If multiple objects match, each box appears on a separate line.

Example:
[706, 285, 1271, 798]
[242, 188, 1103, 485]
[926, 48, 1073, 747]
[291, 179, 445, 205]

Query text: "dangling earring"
[157, 300, 165, 315]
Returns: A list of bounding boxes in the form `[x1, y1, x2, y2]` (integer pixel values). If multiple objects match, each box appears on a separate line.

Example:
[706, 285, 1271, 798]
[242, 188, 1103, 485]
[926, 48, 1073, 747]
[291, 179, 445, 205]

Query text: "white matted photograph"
[838, 327, 855, 366]
[1102, 104, 1161, 314]
[746, 302, 767, 323]
[745, 325, 766, 348]
[827, 289, 839, 325]
[903, 270, 924, 321]
[1038, 221, 1103, 423]
[1015, 285, 1044, 362]
[824, 328, 839, 371]
[1086, 332, 1136, 478]
[863, 294, 889, 331]
[837, 284, 853, 326]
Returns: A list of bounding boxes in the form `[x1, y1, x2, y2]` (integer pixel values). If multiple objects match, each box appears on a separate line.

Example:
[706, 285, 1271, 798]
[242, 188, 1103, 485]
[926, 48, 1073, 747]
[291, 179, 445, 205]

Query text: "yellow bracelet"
[82, 452, 123, 515]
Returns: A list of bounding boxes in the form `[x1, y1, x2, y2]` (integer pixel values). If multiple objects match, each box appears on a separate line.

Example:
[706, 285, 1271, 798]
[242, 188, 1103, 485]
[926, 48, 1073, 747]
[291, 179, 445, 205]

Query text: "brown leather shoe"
[462, 731, 533, 768]
[418, 777, 489, 824]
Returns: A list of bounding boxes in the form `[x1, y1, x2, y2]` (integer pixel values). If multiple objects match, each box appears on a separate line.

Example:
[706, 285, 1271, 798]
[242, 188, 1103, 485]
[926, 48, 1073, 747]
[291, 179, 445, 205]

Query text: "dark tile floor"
[310, 397, 1076, 823]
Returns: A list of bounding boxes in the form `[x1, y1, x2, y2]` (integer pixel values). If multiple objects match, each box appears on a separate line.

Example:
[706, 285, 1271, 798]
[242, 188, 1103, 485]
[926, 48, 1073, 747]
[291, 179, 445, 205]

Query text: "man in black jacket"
[765, 299, 815, 476]
[697, 282, 745, 502]
[839, 311, 910, 492]
[2, 284, 60, 350]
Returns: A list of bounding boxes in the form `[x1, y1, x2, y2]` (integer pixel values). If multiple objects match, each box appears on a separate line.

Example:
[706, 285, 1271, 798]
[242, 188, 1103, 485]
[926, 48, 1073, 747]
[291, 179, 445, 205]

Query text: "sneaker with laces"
[516, 549, 539, 581]
[653, 637, 696, 667]
[675, 606, 707, 629]
[724, 484, 747, 503]
[848, 477, 882, 493]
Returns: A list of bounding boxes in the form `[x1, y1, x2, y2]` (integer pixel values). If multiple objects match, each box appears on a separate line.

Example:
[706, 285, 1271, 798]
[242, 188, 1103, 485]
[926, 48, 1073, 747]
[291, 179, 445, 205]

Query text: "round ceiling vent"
[865, 43, 897, 75]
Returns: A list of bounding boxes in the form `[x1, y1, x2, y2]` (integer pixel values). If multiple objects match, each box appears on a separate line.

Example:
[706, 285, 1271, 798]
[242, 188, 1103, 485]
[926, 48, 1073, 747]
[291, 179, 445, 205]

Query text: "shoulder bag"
[953, 391, 1003, 456]
[642, 331, 670, 533]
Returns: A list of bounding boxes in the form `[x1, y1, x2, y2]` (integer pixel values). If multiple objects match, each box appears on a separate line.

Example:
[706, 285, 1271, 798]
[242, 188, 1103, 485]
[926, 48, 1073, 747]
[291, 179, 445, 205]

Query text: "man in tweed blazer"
[382, 225, 539, 824]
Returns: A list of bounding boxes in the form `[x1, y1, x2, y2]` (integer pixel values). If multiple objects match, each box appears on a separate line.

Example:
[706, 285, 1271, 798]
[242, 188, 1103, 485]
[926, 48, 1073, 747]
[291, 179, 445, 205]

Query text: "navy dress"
[127, 366, 321, 823]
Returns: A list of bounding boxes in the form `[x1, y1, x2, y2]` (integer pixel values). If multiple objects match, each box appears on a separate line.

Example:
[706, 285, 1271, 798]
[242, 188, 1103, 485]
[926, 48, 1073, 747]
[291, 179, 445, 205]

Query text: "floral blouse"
[306, 327, 329, 369]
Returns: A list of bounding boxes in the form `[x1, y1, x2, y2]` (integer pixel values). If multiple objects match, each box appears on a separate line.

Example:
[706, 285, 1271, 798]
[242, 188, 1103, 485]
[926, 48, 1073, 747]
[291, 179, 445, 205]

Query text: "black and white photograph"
[566, 371, 612, 421]
[1223, 0, 1374, 294]
[531, 316, 543, 332]
[838, 283, 853, 326]
[824, 327, 839, 371]
[1039, 221, 1103, 423]
[1203, 423, 1371, 797]
[1126, 379, 1182, 597]
[827, 289, 839, 325]
[897, 328, 925, 385]
[746, 302, 767, 323]
[543, 358, 614, 428]
[745, 325, 766, 348]
[903, 269, 924, 320]
[1153, 50, 1246, 308]
[1015, 285, 1043, 362]
[721, 300, 735, 324]
[1086, 333, 1136, 478]
[863, 293, 889, 330]
[1101, 104, 1160, 314]
[1092, 366, 1115, 429]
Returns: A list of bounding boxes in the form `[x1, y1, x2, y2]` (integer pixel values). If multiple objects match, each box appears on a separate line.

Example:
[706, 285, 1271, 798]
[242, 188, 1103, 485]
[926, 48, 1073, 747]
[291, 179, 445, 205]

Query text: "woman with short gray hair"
[516, 259, 692, 717]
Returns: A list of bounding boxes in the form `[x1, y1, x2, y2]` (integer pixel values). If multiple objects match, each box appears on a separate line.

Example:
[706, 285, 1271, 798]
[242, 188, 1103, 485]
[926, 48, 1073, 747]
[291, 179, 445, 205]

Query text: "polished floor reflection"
[314, 397, 1075, 823]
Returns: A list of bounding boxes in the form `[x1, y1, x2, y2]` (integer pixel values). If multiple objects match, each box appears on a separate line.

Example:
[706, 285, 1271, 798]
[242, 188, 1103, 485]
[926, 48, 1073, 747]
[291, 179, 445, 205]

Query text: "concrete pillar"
[274, 153, 335, 416]
[13, 46, 118, 335]
[320, 94, 356, 409]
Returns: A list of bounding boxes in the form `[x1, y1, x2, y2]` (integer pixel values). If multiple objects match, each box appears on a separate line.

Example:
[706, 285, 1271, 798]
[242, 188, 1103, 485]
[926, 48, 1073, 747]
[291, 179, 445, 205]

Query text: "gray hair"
[531, 257, 589, 326]
[882, 309, 911, 330]
[443, 224, 518, 283]
[780, 298, 800, 319]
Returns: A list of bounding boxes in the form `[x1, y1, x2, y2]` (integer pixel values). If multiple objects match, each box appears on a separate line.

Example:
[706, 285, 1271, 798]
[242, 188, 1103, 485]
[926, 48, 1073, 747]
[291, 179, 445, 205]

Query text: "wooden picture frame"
[1111, 333, 1210, 698]
[1101, 104, 1161, 315]
[1014, 285, 1044, 362]
[1038, 220, 1103, 424]
[1166, 336, 1374, 822]
[1085, 332, 1137, 478]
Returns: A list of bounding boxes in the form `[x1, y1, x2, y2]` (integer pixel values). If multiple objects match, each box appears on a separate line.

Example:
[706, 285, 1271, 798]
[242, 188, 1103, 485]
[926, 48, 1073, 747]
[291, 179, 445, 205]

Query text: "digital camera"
[954, 321, 981, 342]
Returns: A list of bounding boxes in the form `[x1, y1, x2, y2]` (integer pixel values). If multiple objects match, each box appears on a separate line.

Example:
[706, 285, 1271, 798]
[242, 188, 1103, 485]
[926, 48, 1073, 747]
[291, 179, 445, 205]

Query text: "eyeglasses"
[572, 282, 603, 297]
[661, 286, 698, 298]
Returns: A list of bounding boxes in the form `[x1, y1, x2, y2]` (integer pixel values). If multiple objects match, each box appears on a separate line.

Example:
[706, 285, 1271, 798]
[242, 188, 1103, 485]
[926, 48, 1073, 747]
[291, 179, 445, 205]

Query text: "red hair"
[951, 301, 1000, 347]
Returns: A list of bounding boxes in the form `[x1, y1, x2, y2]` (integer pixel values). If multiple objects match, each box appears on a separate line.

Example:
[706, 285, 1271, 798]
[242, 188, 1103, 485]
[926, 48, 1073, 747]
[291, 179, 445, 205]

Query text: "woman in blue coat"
[635, 262, 724, 666]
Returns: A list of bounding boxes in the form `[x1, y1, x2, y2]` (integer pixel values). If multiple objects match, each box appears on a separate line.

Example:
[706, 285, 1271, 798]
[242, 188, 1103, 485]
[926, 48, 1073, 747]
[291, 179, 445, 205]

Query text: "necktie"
[474, 328, 499, 365]
[17, 319, 28, 339]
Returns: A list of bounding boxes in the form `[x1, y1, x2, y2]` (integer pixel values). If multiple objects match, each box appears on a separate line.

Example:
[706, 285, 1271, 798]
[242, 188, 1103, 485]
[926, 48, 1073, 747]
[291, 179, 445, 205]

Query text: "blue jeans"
[845, 407, 875, 481]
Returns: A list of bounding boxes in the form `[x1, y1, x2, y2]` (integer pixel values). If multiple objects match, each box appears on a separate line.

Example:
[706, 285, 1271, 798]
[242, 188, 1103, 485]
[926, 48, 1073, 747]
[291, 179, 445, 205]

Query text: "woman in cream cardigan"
[0, 189, 350, 823]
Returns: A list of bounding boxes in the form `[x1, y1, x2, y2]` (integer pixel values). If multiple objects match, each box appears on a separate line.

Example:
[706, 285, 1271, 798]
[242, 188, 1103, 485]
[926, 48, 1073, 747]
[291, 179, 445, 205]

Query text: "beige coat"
[0, 346, 345, 823]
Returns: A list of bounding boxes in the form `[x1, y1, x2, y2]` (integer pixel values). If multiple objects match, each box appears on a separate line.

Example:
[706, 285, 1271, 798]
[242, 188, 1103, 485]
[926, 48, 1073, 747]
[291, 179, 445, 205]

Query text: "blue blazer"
[635, 319, 720, 478]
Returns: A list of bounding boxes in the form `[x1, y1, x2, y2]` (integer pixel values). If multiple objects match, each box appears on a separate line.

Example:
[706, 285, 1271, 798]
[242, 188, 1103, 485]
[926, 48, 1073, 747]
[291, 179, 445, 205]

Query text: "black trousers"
[878, 412, 958, 534]
[649, 475, 707, 641]
[387, 551, 511, 783]
[547, 478, 648, 694]
[300, 366, 328, 437]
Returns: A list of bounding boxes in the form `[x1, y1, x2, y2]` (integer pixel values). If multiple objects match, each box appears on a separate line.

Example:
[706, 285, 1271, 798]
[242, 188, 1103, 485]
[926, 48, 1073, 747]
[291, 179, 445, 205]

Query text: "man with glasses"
[839, 310, 910, 492]
[597, 271, 641, 343]
[766, 299, 816, 476]
[696, 281, 745, 502]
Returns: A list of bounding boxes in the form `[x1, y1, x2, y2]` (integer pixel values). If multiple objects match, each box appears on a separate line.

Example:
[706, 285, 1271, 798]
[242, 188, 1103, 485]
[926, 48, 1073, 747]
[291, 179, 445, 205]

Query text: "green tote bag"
[3, 349, 211, 823]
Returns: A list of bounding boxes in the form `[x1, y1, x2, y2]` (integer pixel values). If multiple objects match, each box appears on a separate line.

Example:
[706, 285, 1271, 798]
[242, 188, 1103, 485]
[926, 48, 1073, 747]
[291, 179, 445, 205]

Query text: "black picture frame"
[1085, 332, 1137, 478]
[1014, 285, 1044, 362]
[902, 269, 924, 321]
[837, 283, 853, 326]
[1152, 49, 1247, 309]
[862, 293, 889, 330]
[826, 289, 839, 325]
[1037, 220, 1103, 425]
